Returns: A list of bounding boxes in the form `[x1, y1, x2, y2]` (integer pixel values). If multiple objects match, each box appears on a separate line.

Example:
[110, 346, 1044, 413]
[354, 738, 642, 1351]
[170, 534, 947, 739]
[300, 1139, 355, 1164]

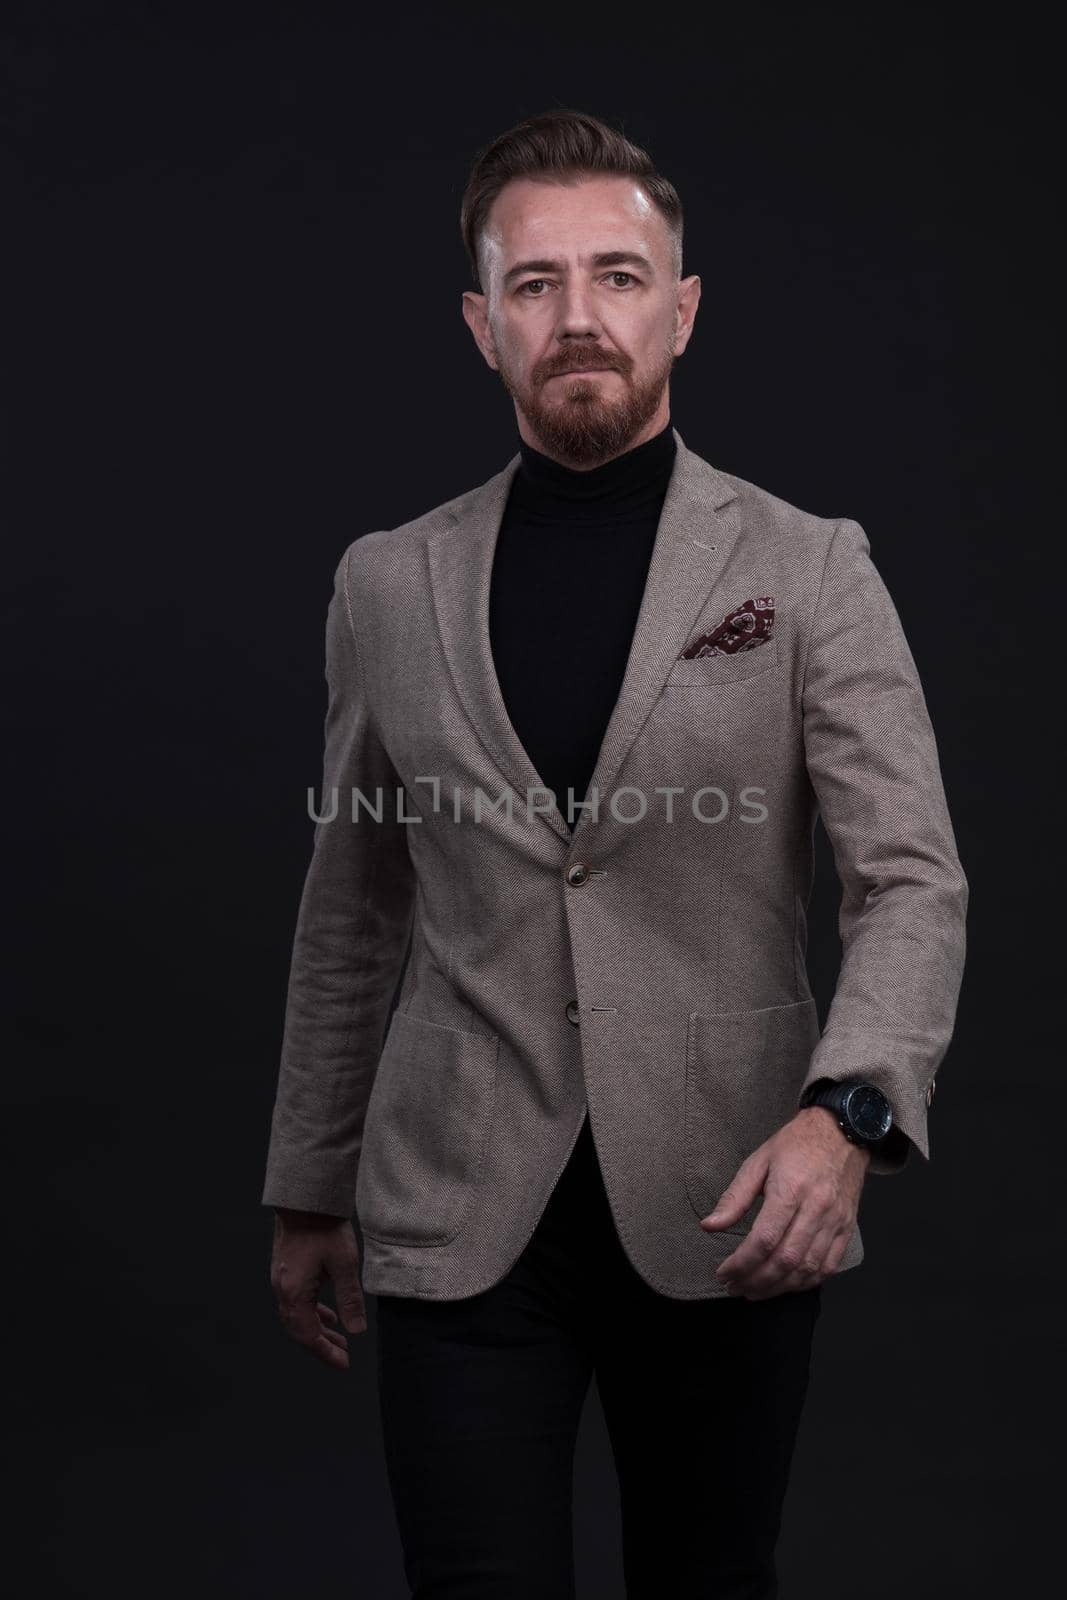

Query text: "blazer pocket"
[665, 638, 779, 687]
[684, 996, 819, 1232]
[356, 1009, 499, 1246]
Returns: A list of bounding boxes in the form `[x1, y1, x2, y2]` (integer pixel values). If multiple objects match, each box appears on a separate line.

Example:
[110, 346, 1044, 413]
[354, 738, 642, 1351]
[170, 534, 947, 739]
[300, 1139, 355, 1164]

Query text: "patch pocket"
[684, 996, 819, 1232]
[355, 1009, 499, 1246]
[665, 638, 779, 687]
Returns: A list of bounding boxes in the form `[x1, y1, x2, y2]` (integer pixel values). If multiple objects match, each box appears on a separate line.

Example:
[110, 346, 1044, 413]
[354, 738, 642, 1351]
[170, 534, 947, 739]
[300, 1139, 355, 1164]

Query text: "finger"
[278, 1289, 326, 1350]
[331, 1267, 367, 1334]
[775, 1202, 826, 1274]
[752, 1207, 831, 1291]
[316, 1306, 349, 1350]
[307, 1331, 350, 1369]
[709, 1143, 855, 1296]
[279, 1294, 351, 1367]
[321, 1328, 348, 1352]
[317, 1306, 348, 1344]
[701, 1151, 768, 1230]
[821, 1226, 854, 1277]
[715, 1191, 796, 1284]
[740, 1258, 814, 1299]
[743, 1259, 829, 1297]
[727, 1210, 833, 1298]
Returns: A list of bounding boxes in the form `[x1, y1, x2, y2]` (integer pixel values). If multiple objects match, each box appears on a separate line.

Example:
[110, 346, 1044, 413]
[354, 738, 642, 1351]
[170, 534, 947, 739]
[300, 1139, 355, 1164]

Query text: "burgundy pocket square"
[679, 597, 775, 659]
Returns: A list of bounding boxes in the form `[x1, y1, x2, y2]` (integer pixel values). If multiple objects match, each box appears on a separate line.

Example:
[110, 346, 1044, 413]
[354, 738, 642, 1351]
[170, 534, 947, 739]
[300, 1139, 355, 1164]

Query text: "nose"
[554, 281, 604, 340]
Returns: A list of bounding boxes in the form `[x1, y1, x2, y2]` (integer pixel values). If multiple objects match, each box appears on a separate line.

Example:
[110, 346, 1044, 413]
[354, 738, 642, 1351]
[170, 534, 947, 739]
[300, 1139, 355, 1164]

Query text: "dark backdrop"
[6, 5, 1059, 1596]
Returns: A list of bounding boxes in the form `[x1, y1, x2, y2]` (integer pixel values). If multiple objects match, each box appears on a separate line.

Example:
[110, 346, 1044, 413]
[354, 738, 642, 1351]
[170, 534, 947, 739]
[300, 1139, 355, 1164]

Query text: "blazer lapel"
[427, 426, 742, 847]
[427, 452, 568, 839]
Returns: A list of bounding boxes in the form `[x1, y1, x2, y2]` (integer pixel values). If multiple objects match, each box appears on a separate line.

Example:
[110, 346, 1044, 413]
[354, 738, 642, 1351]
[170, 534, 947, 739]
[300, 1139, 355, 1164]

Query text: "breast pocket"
[664, 638, 779, 687]
[684, 996, 819, 1232]
[355, 1009, 499, 1246]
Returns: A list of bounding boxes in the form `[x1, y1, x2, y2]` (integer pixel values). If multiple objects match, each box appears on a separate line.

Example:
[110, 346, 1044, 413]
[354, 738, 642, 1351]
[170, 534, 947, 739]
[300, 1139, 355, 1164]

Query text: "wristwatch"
[800, 1078, 894, 1150]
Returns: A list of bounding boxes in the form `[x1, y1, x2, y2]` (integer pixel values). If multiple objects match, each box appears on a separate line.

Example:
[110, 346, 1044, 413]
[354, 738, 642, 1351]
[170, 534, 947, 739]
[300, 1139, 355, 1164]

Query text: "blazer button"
[926, 1078, 937, 1107]
[566, 1000, 580, 1026]
[565, 862, 589, 886]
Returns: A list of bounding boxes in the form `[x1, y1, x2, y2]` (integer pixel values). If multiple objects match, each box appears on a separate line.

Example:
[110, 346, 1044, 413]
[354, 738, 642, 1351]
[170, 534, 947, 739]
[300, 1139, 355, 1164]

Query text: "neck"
[512, 420, 677, 520]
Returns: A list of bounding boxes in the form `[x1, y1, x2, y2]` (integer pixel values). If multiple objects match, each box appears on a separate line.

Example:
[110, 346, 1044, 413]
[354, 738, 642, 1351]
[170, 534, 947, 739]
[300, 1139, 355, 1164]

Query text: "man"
[263, 109, 967, 1598]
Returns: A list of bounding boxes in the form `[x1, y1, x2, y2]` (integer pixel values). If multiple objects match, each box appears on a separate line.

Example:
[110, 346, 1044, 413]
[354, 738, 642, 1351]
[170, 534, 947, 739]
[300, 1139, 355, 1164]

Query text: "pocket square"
[679, 596, 776, 659]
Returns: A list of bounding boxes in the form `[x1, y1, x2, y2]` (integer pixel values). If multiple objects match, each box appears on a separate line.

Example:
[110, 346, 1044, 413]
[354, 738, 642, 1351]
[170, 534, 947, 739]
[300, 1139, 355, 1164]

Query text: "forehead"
[483, 174, 663, 263]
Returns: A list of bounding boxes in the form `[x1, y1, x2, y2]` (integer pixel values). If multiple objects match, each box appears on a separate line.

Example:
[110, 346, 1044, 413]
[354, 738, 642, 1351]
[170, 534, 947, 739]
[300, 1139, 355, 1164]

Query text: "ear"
[461, 290, 498, 370]
[673, 274, 701, 358]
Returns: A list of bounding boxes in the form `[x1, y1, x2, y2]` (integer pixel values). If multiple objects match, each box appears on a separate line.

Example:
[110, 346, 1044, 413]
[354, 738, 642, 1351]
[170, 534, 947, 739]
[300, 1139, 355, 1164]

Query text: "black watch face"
[846, 1085, 892, 1140]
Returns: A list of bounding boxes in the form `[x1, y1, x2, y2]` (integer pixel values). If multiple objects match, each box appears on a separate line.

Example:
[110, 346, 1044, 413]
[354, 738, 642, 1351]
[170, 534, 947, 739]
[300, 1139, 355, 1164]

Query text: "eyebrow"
[502, 250, 655, 288]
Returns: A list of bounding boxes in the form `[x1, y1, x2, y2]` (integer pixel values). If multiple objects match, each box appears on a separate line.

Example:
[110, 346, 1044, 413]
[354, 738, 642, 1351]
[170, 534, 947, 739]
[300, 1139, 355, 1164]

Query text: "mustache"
[539, 352, 627, 381]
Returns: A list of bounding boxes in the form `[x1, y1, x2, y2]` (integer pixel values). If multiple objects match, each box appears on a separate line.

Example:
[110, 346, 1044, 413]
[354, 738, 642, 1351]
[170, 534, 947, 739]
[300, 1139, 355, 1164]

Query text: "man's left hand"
[699, 1107, 871, 1299]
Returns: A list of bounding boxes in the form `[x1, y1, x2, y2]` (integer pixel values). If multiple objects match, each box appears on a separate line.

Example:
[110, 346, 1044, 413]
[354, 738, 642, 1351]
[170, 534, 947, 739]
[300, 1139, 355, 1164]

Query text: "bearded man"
[263, 107, 967, 1599]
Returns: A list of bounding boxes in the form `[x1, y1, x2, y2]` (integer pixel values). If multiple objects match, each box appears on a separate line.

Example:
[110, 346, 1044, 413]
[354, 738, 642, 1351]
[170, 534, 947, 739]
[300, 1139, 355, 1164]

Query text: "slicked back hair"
[459, 108, 684, 295]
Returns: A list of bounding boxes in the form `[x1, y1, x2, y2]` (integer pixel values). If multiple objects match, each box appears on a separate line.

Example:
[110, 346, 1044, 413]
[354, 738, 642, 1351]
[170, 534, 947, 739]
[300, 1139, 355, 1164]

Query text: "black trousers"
[374, 1112, 822, 1599]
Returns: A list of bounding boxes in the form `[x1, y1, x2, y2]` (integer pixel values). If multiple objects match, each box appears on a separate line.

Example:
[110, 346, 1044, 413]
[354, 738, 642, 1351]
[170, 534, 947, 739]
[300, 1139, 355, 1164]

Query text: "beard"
[492, 336, 676, 468]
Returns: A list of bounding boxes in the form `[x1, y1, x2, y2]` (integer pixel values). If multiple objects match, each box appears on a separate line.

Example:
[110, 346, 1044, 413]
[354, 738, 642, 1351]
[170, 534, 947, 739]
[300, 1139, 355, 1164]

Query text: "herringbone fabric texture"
[261, 428, 968, 1300]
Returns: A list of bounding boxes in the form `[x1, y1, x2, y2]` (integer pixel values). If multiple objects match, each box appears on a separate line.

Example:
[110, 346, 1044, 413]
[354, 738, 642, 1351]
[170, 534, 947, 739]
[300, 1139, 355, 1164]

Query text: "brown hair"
[459, 108, 684, 294]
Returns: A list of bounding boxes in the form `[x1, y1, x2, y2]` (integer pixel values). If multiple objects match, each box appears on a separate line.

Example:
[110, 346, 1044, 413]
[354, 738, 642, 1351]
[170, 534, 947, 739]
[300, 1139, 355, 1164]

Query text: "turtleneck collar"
[511, 420, 677, 521]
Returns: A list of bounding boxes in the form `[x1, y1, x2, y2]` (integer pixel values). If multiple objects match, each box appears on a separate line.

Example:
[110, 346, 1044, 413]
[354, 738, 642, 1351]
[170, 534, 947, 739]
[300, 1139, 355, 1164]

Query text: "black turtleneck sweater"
[488, 420, 677, 831]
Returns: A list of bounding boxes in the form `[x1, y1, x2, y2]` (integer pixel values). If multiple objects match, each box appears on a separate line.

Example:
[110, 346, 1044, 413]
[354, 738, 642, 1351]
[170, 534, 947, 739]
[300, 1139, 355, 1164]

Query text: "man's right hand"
[269, 1208, 367, 1370]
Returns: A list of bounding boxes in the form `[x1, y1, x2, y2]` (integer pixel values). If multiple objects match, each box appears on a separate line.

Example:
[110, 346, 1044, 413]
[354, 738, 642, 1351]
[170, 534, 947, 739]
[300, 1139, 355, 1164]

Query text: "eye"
[517, 270, 640, 297]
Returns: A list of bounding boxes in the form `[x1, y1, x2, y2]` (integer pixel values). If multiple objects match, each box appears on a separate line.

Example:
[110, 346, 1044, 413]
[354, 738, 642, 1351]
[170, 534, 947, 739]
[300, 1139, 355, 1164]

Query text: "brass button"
[565, 862, 589, 886]
[566, 1000, 580, 1026]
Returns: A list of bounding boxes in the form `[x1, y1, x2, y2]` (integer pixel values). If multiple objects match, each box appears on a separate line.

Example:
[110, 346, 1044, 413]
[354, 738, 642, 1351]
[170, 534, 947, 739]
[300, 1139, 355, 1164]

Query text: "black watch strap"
[800, 1078, 839, 1109]
[802, 1078, 893, 1147]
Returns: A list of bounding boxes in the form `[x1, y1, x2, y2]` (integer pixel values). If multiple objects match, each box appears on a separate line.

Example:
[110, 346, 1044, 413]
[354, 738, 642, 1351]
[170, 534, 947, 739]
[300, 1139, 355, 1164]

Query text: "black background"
[6, 4, 1059, 1595]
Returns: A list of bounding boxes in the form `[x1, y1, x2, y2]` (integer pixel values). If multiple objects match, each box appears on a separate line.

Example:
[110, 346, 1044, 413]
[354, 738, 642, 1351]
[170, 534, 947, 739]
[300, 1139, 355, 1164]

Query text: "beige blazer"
[261, 427, 968, 1300]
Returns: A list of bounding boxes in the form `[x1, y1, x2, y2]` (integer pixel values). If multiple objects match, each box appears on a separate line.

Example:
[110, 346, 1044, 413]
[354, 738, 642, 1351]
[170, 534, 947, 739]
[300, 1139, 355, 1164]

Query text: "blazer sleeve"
[796, 518, 968, 1175]
[261, 541, 417, 1216]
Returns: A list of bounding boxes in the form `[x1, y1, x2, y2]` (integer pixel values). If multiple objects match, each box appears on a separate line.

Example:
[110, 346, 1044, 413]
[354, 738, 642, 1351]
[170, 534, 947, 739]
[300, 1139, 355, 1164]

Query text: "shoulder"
[711, 459, 859, 560]
[691, 456, 880, 607]
[333, 469, 499, 599]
